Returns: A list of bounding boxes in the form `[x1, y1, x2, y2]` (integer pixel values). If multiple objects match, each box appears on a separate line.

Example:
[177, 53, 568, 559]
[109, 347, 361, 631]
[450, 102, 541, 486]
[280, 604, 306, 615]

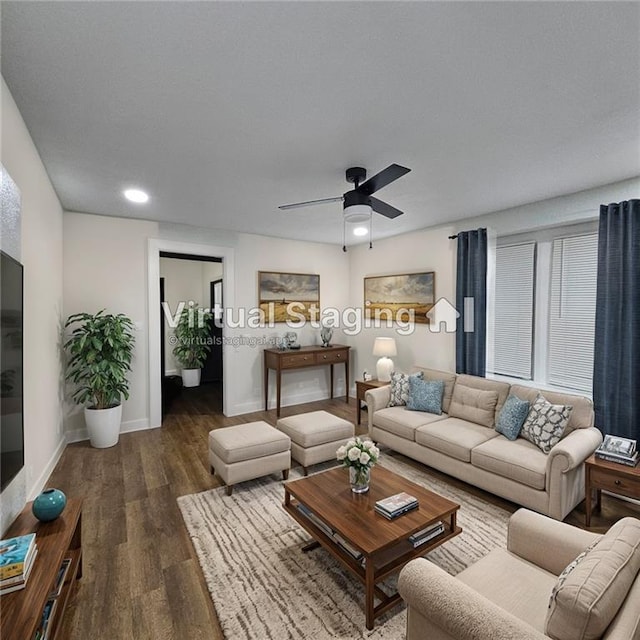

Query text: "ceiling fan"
[278, 164, 411, 251]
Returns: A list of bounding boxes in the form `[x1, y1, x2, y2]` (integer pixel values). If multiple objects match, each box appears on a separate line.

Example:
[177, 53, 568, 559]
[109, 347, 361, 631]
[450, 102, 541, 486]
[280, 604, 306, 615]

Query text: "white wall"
[348, 176, 640, 386]
[228, 233, 350, 415]
[1, 78, 65, 534]
[348, 224, 458, 384]
[63, 213, 157, 440]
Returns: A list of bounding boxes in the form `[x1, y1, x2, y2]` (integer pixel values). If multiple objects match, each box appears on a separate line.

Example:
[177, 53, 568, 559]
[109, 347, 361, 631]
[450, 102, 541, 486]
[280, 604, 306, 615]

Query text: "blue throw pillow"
[495, 394, 530, 440]
[406, 378, 444, 414]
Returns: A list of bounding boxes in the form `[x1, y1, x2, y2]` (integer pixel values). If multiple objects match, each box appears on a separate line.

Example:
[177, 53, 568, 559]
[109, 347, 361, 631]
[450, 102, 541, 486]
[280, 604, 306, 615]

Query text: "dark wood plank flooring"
[45, 383, 639, 639]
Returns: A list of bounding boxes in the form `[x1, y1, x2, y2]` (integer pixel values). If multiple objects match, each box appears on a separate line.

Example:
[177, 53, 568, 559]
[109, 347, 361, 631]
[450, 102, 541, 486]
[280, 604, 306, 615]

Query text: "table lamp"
[373, 337, 397, 382]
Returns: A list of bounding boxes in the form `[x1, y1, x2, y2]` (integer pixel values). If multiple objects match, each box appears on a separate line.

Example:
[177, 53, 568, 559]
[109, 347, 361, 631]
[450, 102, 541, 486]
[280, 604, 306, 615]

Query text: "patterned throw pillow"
[388, 371, 424, 407]
[495, 394, 530, 440]
[406, 378, 444, 414]
[521, 395, 573, 453]
[548, 540, 599, 608]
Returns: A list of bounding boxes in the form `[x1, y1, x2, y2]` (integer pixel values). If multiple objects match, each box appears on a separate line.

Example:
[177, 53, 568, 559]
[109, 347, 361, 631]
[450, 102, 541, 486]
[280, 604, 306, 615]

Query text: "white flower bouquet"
[336, 437, 380, 491]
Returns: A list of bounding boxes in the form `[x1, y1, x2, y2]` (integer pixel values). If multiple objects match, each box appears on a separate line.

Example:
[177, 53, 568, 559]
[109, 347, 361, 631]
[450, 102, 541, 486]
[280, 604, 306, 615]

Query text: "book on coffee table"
[375, 492, 418, 519]
[408, 521, 444, 547]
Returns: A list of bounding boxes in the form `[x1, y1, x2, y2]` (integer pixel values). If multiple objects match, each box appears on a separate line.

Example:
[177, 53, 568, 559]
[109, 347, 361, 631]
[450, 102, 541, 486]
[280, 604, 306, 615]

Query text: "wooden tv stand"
[1, 497, 82, 640]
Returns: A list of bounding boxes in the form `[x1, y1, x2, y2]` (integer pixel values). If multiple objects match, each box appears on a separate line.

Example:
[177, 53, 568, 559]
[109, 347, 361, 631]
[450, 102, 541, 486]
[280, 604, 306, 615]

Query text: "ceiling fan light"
[352, 226, 368, 236]
[344, 204, 372, 223]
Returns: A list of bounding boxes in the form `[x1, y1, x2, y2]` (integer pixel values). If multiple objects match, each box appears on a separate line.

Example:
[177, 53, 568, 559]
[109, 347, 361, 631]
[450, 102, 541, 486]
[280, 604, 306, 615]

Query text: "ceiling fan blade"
[355, 164, 411, 196]
[278, 196, 343, 211]
[370, 197, 404, 219]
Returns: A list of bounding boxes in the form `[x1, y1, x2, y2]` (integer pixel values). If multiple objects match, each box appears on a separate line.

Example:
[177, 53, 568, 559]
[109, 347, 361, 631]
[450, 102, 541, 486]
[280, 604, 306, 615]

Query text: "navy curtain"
[455, 228, 487, 376]
[593, 200, 639, 440]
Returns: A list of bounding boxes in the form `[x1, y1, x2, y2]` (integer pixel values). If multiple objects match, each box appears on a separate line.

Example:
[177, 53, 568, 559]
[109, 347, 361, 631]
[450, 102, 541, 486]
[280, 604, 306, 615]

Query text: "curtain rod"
[448, 234, 458, 239]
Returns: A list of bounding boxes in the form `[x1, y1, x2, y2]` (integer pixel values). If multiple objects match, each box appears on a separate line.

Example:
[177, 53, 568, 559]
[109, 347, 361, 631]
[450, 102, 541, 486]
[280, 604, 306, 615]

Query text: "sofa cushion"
[495, 394, 531, 440]
[388, 371, 424, 407]
[545, 517, 640, 640]
[416, 418, 499, 462]
[412, 367, 458, 413]
[406, 378, 444, 414]
[455, 374, 511, 417]
[449, 385, 499, 428]
[471, 437, 548, 490]
[521, 395, 572, 454]
[511, 385, 593, 434]
[373, 406, 446, 441]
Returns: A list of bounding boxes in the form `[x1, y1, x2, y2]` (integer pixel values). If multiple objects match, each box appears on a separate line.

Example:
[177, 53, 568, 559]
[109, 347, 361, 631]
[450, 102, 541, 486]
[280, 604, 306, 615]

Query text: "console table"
[1, 498, 82, 640]
[264, 345, 350, 417]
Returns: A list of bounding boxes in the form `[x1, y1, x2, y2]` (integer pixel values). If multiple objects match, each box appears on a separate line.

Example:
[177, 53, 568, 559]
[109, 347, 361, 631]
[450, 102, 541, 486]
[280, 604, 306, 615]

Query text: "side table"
[585, 454, 640, 527]
[355, 379, 388, 425]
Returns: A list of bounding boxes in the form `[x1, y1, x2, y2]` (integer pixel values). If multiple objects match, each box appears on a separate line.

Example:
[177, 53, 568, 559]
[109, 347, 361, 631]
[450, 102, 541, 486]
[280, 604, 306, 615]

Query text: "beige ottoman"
[209, 421, 291, 495]
[276, 410, 355, 475]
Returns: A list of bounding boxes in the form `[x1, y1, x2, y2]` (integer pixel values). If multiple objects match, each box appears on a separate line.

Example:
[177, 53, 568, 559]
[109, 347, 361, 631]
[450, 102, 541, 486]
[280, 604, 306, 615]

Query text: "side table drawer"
[315, 349, 348, 364]
[591, 467, 640, 499]
[281, 353, 315, 368]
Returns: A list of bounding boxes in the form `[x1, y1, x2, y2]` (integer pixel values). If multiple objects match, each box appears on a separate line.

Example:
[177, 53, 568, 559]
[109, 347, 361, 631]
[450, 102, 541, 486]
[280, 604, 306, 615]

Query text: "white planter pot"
[181, 368, 201, 388]
[84, 404, 122, 448]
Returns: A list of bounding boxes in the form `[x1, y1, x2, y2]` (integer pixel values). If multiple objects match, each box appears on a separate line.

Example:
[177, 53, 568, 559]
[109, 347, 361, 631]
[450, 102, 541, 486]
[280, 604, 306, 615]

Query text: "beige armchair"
[398, 509, 640, 640]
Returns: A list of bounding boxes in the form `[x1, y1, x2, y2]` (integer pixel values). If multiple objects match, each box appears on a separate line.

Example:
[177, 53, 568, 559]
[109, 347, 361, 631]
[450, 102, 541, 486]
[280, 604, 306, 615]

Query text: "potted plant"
[64, 310, 135, 448]
[172, 303, 213, 387]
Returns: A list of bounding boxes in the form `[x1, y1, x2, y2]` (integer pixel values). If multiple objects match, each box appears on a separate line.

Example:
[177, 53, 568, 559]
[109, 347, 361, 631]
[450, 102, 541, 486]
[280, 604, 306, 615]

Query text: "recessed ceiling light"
[353, 226, 368, 236]
[123, 188, 149, 204]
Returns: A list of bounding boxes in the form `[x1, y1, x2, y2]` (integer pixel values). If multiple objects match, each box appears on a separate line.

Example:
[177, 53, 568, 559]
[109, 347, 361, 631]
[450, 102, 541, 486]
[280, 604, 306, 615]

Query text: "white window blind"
[547, 234, 598, 392]
[492, 242, 536, 379]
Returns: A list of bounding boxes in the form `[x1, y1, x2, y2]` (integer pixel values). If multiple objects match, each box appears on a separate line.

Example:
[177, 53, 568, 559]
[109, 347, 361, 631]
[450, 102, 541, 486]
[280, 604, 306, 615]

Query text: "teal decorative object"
[32, 488, 67, 522]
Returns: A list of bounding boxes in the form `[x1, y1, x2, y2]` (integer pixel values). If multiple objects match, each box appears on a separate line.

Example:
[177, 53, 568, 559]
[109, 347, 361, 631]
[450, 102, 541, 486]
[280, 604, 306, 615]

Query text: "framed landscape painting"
[364, 272, 435, 324]
[258, 271, 320, 323]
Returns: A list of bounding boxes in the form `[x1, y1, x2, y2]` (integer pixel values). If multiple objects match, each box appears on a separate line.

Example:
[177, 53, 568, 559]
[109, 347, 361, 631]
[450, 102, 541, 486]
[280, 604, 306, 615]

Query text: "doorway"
[159, 252, 223, 419]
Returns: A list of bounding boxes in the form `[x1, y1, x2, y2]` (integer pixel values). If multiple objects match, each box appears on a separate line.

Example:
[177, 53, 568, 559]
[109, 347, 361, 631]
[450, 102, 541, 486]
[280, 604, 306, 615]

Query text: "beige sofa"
[398, 509, 640, 640]
[365, 367, 603, 520]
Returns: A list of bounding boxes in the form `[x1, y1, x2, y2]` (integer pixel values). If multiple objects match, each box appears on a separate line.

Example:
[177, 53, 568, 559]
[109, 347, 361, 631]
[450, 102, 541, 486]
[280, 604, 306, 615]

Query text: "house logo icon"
[426, 297, 460, 333]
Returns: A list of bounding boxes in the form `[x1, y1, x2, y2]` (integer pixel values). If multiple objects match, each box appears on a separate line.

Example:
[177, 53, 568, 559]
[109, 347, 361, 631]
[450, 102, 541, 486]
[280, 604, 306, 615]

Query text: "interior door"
[201, 279, 223, 382]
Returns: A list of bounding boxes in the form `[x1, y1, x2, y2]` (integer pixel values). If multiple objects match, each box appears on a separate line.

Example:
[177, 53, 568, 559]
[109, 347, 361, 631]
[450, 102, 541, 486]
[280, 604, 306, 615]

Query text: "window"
[493, 243, 536, 379]
[547, 235, 598, 392]
[489, 224, 598, 394]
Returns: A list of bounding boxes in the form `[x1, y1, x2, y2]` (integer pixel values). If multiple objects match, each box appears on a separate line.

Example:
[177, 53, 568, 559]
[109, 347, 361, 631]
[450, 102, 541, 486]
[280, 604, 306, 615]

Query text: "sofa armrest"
[398, 558, 547, 640]
[364, 386, 390, 435]
[547, 426, 603, 473]
[507, 509, 601, 575]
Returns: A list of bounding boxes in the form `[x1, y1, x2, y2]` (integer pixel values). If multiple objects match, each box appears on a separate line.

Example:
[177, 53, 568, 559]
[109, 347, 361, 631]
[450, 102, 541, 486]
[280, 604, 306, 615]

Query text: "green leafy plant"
[172, 303, 213, 369]
[64, 310, 135, 410]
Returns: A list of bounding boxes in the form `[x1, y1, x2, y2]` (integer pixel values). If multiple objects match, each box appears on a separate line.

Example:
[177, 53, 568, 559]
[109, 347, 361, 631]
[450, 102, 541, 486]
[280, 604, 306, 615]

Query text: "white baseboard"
[228, 386, 347, 417]
[28, 435, 68, 500]
[66, 417, 152, 444]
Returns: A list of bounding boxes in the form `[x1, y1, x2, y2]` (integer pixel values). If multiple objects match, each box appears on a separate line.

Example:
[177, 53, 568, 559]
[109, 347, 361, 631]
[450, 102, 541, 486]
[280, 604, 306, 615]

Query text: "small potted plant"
[336, 437, 380, 493]
[172, 302, 213, 387]
[64, 310, 135, 448]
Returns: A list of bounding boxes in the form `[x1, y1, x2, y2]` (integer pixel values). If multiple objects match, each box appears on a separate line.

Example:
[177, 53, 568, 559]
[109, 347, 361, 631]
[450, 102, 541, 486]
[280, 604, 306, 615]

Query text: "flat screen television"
[0, 250, 24, 490]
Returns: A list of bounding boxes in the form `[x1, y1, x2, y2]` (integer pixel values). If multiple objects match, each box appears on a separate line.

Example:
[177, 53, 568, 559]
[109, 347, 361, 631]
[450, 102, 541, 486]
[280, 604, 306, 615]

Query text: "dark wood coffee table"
[283, 465, 461, 630]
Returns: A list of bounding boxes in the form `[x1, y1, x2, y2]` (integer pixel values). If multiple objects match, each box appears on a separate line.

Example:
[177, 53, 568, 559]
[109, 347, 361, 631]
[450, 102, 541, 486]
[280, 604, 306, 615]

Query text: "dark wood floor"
[47, 383, 639, 639]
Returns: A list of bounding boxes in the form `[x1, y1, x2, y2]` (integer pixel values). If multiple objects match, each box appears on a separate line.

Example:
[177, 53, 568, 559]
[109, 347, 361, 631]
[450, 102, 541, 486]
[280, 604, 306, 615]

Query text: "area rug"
[177, 454, 511, 639]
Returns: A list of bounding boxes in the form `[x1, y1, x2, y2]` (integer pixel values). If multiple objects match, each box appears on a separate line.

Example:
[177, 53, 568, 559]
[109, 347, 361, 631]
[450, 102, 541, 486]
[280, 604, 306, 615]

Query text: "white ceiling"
[2, 1, 639, 245]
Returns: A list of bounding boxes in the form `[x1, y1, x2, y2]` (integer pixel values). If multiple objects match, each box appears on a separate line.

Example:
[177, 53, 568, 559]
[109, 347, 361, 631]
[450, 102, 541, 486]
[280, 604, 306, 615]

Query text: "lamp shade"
[373, 337, 397, 357]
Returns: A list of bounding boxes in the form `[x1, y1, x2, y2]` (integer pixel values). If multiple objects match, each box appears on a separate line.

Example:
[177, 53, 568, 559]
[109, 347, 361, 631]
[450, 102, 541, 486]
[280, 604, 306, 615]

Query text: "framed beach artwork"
[258, 271, 320, 323]
[364, 272, 435, 324]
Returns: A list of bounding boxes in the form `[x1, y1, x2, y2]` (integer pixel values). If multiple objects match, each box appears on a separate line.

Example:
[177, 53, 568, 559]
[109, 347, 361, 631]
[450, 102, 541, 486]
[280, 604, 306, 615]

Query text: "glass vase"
[349, 466, 370, 493]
